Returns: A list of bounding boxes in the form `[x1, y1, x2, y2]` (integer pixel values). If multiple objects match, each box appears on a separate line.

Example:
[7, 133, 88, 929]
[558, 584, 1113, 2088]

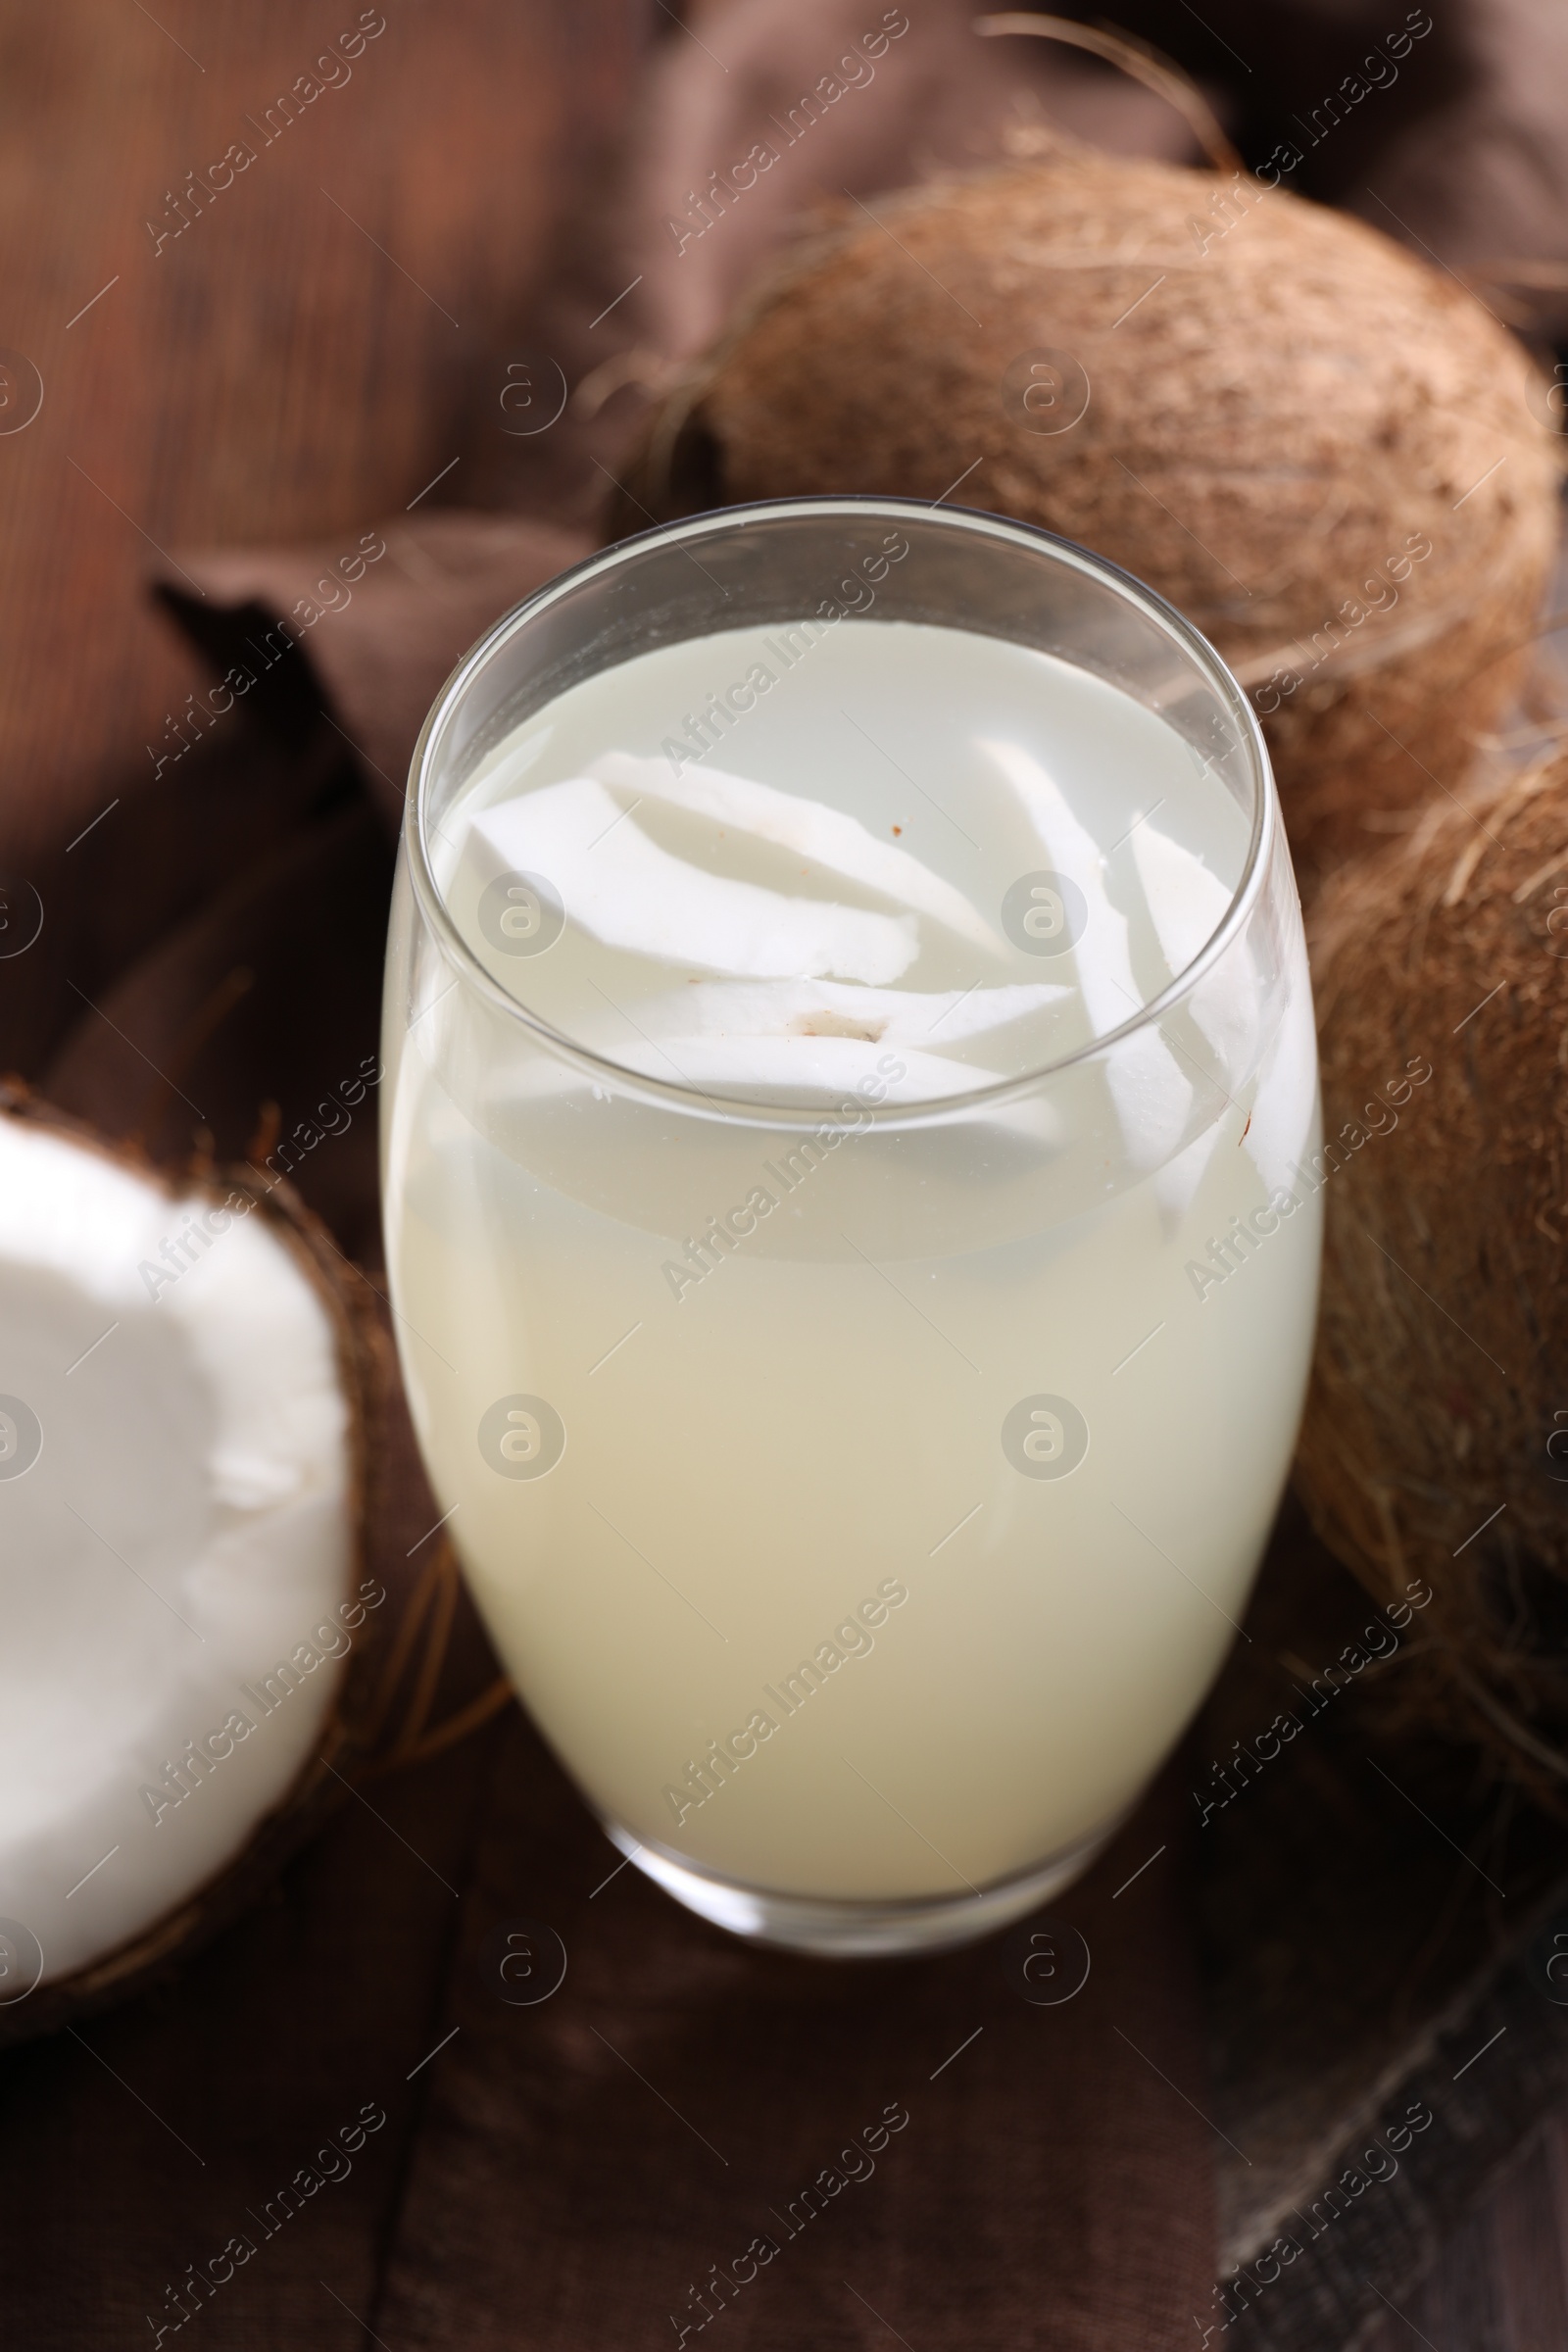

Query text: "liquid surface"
[431, 618, 1252, 1102]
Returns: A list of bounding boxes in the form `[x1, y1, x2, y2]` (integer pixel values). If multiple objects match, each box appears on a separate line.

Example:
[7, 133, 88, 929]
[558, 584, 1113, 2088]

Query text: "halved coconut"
[0, 1088, 382, 2043]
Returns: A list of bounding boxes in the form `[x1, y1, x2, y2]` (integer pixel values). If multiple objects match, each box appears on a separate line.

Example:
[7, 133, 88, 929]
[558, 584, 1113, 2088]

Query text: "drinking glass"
[380, 496, 1321, 1956]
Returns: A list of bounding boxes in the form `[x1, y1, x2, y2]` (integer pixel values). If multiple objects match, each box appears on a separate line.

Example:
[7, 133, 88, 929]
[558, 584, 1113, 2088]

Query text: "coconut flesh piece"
[462, 765, 1081, 1128]
[586, 750, 1003, 956]
[0, 1109, 358, 2005]
[468, 774, 920, 985]
[460, 746, 1227, 1151]
[1125, 815, 1318, 1214]
[619, 973, 1070, 1100]
[604, 1033, 1046, 1105]
[634, 976, 1073, 1049]
[984, 735, 1197, 1171]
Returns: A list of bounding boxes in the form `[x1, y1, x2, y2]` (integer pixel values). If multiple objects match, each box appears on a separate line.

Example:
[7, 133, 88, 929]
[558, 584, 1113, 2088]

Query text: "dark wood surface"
[0, 0, 638, 1075]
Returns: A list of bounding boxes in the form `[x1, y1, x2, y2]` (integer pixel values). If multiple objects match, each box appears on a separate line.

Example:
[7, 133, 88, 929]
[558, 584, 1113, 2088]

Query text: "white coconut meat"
[0, 1115, 358, 1995]
[633, 976, 1071, 1048]
[467, 775, 920, 985]
[985, 736, 1196, 1171]
[586, 750, 1003, 956]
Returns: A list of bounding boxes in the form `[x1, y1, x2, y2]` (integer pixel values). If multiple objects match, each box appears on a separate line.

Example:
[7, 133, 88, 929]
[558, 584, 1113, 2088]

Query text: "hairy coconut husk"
[0, 1084, 509, 2046]
[610, 147, 1561, 879]
[1294, 746, 1568, 1791]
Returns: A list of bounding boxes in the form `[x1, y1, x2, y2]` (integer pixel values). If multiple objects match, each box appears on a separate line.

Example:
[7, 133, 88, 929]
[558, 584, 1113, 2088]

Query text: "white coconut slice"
[986, 738, 1194, 1170]
[587, 749, 1002, 954]
[1127, 819, 1316, 1203]
[633, 976, 1072, 1051]
[1131, 817, 1260, 1071]
[1129, 818, 1233, 981]
[467, 776, 918, 984]
[0, 1097, 371, 2036]
[604, 1032, 1021, 1102]
[1239, 970, 1321, 1202]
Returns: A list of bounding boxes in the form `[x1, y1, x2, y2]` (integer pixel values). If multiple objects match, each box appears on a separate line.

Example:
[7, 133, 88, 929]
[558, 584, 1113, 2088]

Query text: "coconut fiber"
[1297, 750, 1568, 1794]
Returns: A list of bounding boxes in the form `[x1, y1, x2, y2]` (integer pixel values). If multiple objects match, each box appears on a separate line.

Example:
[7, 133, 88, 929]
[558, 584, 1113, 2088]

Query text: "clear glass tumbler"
[380, 496, 1321, 1956]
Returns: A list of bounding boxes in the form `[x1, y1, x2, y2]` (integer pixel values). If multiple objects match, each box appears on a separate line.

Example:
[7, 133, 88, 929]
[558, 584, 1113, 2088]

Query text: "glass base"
[604, 1811, 1125, 1958]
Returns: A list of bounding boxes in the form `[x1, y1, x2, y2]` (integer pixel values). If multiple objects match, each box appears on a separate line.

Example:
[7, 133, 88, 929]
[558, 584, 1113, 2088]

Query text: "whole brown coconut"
[1295, 748, 1568, 1788]
[615, 147, 1561, 877]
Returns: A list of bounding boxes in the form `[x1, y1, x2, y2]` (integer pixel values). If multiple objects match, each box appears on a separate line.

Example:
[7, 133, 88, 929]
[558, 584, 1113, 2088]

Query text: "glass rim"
[404, 494, 1278, 1132]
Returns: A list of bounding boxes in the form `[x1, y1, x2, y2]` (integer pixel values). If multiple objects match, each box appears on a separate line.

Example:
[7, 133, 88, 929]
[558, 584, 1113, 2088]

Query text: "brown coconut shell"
[0, 1084, 507, 2046]
[611, 148, 1561, 880]
[1294, 748, 1568, 1790]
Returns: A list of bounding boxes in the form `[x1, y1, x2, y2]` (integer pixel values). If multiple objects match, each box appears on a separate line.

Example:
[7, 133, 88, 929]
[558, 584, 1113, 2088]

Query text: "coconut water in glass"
[380, 497, 1321, 1955]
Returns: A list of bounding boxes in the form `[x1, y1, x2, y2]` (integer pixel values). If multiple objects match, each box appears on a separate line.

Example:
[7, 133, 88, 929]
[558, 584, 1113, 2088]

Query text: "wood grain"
[0, 0, 641, 1072]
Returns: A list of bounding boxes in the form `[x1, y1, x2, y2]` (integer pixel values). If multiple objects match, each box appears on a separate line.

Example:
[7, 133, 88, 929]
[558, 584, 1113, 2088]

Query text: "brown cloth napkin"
[10, 3, 1568, 2345]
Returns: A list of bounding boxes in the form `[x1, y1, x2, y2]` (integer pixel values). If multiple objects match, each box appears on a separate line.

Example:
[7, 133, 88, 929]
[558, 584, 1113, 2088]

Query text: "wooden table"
[0, 0, 635, 1076]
